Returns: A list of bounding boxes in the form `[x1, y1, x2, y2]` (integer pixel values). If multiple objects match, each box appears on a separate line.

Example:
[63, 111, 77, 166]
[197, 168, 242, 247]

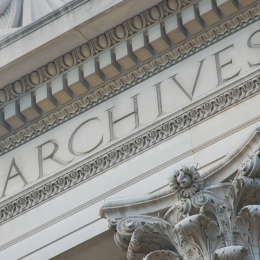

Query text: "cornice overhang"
[0, 2, 259, 156]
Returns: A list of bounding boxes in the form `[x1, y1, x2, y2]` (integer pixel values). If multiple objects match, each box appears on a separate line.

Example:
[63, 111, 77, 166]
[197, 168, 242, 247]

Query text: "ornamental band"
[0, 0, 260, 259]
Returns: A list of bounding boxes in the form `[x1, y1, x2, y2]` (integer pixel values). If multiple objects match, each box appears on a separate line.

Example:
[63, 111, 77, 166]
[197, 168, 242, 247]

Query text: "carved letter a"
[1, 158, 28, 198]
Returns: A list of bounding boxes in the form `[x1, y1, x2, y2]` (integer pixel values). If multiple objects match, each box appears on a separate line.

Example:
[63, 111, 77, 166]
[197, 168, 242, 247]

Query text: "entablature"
[0, 69, 259, 227]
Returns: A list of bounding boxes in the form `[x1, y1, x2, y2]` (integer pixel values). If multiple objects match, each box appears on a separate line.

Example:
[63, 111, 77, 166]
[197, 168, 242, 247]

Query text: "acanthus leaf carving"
[213, 246, 250, 260]
[218, 176, 260, 246]
[235, 206, 260, 260]
[102, 152, 260, 260]
[175, 214, 224, 260]
[127, 222, 176, 260]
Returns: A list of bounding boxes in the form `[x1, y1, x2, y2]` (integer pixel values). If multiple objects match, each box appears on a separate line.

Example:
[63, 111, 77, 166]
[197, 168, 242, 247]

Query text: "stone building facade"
[0, 0, 260, 259]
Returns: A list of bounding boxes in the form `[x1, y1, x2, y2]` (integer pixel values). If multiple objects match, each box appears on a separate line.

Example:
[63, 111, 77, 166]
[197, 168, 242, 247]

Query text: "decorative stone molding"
[0, 3, 260, 153]
[0, 0, 259, 141]
[0, 0, 191, 105]
[100, 151, 260, 260]
[1, 72, 260, 225]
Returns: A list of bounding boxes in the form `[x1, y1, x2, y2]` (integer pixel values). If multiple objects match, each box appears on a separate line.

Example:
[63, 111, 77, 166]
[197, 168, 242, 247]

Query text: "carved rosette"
[168, 165, 203, 198]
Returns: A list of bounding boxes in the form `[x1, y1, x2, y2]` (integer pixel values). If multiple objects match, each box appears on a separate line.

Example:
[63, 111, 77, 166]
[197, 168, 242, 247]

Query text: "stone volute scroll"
[100, 126, 260, 260]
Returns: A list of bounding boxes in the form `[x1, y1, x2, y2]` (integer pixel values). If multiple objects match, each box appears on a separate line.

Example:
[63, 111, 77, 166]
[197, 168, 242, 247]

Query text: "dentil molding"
[0, 3, 260, 156]
[0, 0, 192, 106]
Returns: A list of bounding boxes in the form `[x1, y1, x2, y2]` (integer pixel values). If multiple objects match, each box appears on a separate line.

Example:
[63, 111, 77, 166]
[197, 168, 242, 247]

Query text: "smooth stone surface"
[165, 15, 187, 44]
[99, 50, 121, 79]
[83, 59, 105, 88]
[237, 0, 255, 7]
[148, 23, 170, 53]
[4, 101, 25, 129]
[132, 32, 154, 62]
[36, 84, 57, 113]
[20, 93, 41, 121]
[216, 0, 239, 17]
[115, 41, 137, 70]
[51, 76, 73, 104]
[67, 67, 89, 96]
[182, 5, 204, 35]
[0, 111, 9, 137]
[199, 0, 221, 26]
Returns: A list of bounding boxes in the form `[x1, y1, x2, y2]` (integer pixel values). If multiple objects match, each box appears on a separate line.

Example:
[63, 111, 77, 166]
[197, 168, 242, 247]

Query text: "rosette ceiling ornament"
[100, 128, 260, 260]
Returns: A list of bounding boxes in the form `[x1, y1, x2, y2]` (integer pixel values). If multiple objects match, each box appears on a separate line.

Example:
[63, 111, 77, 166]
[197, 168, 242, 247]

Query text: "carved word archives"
[1, 26, 260, 198]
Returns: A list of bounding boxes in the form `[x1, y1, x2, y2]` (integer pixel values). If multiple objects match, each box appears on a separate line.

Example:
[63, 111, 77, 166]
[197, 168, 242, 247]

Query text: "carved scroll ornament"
[101, 150, 260, 260]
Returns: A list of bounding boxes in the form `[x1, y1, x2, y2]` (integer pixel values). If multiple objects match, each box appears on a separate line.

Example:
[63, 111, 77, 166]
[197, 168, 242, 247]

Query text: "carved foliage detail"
[127, 222, 176, 260]
[235, 206, 260, 260]
[213, 246, 249, 260]
[107, 154, 260, 260]
[175, 214, 223, 260]
[218, 178, 260, 246]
